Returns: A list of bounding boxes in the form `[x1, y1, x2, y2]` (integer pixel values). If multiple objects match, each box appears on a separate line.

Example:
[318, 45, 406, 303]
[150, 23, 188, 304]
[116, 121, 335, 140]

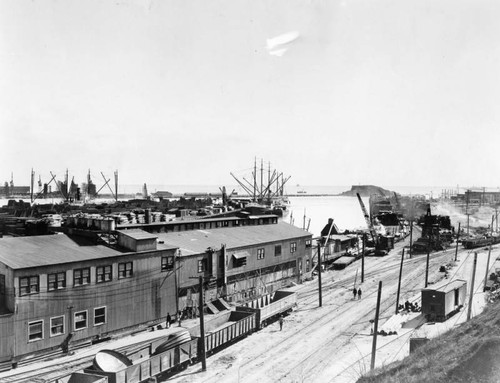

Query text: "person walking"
[166, 312, 171, 329]
[279, 315, 284, 331]
[358, 288, 362, 300]
[353, 287, 357, 300]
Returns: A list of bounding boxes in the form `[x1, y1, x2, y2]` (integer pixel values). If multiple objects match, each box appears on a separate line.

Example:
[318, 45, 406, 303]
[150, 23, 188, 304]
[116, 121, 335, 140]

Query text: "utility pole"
[454, 222, 461, 262]
[484, 245, 492, 292]
[466, 189, 470, 237]
[317, 242, 323, 307]
[114, 170, 119, 202]
[370, 281, 382, 371]
[361, 234, 365, 283]
[484, 217, 494, 292]
[467, 252, 478, 321]
[425, 239, 431, 288]
[409, 221, 413, 259]
[198, 276, 207, 370]
[30, 168, 35, 204]
[395, 249, 405, 314]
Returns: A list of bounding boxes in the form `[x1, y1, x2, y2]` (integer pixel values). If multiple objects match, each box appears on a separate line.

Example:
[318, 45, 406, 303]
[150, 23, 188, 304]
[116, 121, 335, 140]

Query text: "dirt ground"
[165, 202, 496, 383]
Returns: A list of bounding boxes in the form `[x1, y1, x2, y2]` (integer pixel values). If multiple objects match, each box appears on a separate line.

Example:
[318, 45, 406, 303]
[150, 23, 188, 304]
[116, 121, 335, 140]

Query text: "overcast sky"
[1, 0, 499, 189]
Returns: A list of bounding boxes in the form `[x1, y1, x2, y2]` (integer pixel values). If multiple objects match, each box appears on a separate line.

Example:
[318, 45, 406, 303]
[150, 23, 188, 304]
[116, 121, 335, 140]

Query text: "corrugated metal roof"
[156, 221, 312, 256]
[0, 234, 126, 269]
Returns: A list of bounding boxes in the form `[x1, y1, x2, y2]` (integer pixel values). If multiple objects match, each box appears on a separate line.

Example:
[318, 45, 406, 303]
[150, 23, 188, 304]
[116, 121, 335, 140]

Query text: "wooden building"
[421, 279, 467, 322]
[149, 221, 313, 313]
[0, 215, 311, 368]
[0, 232, 177, 368]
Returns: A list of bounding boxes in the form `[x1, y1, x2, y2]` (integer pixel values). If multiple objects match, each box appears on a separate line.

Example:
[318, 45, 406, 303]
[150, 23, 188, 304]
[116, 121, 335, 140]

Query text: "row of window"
[19, 261, 134, 296]
[228, 242, 299, 269]
[19, 256, 177, 296]
[28, 306, 107, 342]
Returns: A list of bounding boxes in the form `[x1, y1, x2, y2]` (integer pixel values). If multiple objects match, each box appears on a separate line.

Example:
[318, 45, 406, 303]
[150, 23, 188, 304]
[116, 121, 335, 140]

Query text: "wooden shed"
[421, 279, 467, 322]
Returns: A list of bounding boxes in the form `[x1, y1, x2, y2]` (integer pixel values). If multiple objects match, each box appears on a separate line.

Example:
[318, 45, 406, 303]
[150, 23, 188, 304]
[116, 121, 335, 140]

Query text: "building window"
[20, 276, 39, 296]
[305, 239, 312, 248]
[275, 245, 282, 256]
[306, 259, 310, 272]
[96, 265, 112, 283]
[290, 242, 297, 253]
[48, 272, 66, 291]
[233, 254, 247, 268]
[161, 256, 174, 271]
[74, 310, 88, 330]
[74, 268, 90, 286]
[94, 307, 106, 326]
[50, 316, 65, 337]
[28, 320, 43, 342]
[198, 259, 207, 273]
[257, 248, 265, 260]
[118, 262, 133, 279]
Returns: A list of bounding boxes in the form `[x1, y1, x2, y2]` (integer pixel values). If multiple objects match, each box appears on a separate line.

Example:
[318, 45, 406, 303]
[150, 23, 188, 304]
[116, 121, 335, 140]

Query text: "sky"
[1, 0, 500, 190]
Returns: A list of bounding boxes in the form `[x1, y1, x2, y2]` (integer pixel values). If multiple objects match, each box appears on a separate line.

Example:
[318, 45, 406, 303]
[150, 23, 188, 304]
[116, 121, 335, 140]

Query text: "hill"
[338, 185, 395, 197]
[357, 298, 500, 383]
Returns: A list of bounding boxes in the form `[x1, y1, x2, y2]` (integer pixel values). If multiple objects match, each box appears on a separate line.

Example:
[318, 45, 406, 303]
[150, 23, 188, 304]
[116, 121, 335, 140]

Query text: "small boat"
[153, 328, 192, 355]
[93, 349, 132, 372]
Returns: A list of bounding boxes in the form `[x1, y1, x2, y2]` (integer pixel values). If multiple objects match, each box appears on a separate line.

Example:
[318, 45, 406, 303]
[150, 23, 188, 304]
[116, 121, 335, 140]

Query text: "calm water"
[287, 195, 369, 238]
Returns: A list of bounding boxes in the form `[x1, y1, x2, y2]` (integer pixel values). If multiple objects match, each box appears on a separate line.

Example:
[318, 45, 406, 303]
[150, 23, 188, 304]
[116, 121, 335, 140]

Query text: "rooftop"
[156, 221, 312, 256]
[423, 279, 467, 294]
[0, 234, 126, 269]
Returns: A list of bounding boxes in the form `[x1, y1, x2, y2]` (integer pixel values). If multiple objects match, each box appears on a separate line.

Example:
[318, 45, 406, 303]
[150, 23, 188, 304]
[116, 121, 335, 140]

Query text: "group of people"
[353, 287, 362, 300]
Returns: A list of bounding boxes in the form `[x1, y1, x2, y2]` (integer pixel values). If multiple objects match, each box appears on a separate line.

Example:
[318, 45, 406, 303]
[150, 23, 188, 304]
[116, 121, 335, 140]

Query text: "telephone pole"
[317, 242, 323, 307]
[371, 281, 383, 370]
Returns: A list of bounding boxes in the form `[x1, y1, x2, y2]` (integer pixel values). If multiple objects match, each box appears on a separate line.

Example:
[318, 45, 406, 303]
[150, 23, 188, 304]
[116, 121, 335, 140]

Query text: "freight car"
[421, 279, 467, 322]
[236, 290, 297, 329]
[462, 236, 500, 249]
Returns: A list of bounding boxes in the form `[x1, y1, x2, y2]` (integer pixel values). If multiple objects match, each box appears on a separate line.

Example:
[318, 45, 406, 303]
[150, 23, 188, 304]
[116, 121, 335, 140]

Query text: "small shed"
[421, 279, 467, 322]
[117, 230, 158, 252]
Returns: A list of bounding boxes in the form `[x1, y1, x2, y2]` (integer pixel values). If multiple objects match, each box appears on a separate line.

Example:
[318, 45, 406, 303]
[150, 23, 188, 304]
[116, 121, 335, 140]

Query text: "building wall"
[0, 249, 177, 362]
[175, 235, 312, 309]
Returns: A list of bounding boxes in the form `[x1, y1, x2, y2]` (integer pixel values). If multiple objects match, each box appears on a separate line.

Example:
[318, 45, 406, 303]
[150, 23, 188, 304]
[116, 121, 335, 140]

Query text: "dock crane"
[356, 193, 388, 256]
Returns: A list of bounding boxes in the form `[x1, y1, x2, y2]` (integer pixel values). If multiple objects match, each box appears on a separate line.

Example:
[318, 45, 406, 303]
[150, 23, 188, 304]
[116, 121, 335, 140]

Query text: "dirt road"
[165, 228, 492, 383]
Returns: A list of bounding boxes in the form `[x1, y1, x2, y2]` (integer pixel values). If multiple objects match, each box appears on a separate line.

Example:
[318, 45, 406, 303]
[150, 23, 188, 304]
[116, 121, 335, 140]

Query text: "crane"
[357, 193, 378, 244]
[356, 193, 388, 255]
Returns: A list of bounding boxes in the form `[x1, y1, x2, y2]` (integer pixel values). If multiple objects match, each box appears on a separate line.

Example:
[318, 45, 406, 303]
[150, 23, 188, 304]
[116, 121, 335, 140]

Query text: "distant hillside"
[338, 185, 394, 197]
[357, 299, 500, 383]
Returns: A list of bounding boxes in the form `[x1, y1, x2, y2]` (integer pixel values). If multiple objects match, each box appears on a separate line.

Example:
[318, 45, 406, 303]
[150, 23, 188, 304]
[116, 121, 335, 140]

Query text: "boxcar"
[236, 290, 297, 329]
[421, 279, 467, 322]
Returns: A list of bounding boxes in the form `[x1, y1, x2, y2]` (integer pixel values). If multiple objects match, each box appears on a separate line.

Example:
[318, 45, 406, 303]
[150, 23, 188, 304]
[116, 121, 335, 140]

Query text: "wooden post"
[484, 245, 492, 292]
[467, 252, 477, 321]
[409, 221, 413, 258]
[425, 243, 430, 288]
[198, 276, 207, 371]
[371, 281, 382, 370]
[396, 249, 405, 314]
[454, 222, 461, 262]
[317, 242, 323, 307]
[361, 234, 365, 283]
